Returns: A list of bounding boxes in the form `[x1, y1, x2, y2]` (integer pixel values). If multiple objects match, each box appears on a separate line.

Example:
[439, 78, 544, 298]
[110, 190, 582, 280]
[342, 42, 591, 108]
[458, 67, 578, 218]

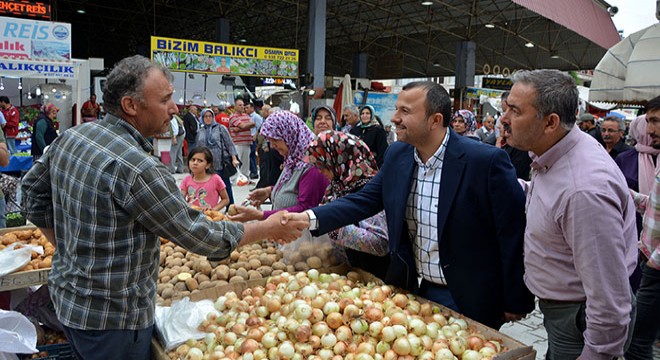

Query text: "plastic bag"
[0, 309, 38, 356]
[236, 173, 250, 187]
[0, 243, 43, 277]
[154, 297, 218, 351]
[280, 229, 339, 271]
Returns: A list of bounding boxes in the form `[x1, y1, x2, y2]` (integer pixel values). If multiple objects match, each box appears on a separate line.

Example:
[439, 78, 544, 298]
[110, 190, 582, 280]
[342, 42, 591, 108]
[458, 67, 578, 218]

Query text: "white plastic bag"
[0, 309, 38, 356]
[280, 229, 339, 270]
[0, 243, 43, 277]
[236, 172, 250, 187]
[154, 297, 218, 351]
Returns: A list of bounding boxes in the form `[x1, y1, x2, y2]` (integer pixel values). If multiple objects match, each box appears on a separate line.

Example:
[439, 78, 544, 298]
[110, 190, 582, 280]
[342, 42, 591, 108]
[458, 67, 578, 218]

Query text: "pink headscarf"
[630, 114, 660, 194]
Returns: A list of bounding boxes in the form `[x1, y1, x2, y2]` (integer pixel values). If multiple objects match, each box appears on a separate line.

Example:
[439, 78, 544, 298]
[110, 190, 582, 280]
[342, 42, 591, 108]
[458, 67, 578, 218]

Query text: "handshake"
[249, 211, 314, 244]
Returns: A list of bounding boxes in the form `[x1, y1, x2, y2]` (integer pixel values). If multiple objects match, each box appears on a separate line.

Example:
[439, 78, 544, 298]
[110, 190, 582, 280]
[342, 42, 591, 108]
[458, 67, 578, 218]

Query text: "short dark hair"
[647, 95, 660, 113]
[0, 96, 9, 104]
[602, 116, 625, 130]
[511, 70, 578, 130]
[402, 81, 452, 127]
[102, 55, 171, 116]
[501, 91, 510, 101]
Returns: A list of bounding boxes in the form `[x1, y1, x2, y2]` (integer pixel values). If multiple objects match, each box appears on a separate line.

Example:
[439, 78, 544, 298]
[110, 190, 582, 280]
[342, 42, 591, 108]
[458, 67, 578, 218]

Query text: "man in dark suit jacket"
[287, 81, 534, 329]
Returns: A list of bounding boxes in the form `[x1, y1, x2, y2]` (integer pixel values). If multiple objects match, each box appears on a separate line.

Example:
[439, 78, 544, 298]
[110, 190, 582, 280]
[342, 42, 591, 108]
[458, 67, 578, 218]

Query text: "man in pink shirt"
[501, 69, 637, 360]
[228, 98, 254, 178]
[625, 95, 660, 360]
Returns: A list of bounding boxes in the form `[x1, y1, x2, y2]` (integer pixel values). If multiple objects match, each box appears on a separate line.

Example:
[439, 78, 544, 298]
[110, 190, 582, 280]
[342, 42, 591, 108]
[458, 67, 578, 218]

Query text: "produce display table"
[0, 156, 33, 173]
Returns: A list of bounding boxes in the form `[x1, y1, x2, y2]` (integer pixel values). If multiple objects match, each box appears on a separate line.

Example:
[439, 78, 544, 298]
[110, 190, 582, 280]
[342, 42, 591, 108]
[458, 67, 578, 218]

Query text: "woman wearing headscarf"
[451, 109, 480, 141]
[349, 105, 388, 168]
[229, 111, 329, 221]
[306, 131, 389, 278]
[195, 108, 240, 208]
[31, 103, 59, 160]
[311, 105, 337, 135]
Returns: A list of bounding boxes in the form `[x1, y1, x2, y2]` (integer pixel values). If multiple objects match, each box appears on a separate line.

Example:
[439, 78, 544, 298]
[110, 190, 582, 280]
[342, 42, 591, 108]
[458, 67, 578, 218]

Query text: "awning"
[590, 23, 660, 103]
[512, 0, 620, 49]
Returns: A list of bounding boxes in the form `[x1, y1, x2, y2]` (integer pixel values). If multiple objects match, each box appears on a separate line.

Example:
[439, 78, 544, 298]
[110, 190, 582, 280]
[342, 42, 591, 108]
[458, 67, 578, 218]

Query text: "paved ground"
[173, 172, 660, 360]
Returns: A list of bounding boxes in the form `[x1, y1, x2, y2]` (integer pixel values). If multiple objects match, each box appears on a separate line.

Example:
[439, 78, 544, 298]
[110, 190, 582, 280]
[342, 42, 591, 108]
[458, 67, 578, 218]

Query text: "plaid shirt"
[21, 114, 244, 330]
[632, 168, 660, 270]
[406, 130, 450, 285]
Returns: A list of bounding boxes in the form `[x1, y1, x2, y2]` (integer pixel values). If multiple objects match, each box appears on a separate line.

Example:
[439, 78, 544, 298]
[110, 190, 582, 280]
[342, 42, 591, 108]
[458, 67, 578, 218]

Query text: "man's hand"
[227, 205, 263, 222]
[502, 312, 526, 323]
[264, 211, 309, 243]
[280, 212, 311, 225]
[247, 187, 271, 207]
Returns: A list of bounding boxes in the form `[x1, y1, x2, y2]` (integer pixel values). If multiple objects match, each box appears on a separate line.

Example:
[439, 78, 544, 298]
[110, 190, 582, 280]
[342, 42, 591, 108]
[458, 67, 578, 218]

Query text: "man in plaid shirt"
[625, 95, 660, 360]
[21, 55, 308, 360]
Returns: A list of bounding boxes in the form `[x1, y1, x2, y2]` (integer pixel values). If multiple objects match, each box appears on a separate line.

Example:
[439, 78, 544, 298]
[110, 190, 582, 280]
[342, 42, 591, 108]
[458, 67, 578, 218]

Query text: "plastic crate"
[21, 343, 76, 360]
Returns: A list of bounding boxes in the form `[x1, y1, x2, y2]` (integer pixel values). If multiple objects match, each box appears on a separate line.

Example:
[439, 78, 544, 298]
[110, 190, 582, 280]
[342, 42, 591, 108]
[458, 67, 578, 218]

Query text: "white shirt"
[406, 130, 450, 285]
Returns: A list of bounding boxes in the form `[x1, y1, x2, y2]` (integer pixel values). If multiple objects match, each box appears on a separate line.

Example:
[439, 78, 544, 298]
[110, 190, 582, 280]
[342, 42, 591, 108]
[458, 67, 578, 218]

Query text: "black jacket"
[349, 125, 389, 168]
[31, 114, 58, 157]
[183, 112, 198, 143]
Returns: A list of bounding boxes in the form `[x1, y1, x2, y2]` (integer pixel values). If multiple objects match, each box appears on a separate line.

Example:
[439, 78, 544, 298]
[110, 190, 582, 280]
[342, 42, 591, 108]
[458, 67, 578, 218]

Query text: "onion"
[479, 346, 497, 357]
[355, 354, 374, 360]
[407, 334, 424, 356]
[240, 338, 259, 354]
[326, 312, 343, 329]
[409, 318, 427, 336]
[294, 303, 312, 320]
[435, 348, 455, 360]
[255, 306, 269, 318]
[295, 325, 311, 343]
[321, 333, 337, 348]
[311, 295, 326, 309]
[418, 351, 434, 360]
[333, 341, 348, 356]
[185, 347, 203, 360]
[261, 332, 277, 349]
[319, 273, 333, 283]
[382, 349, 397, 360]
[370, 287, 386, 302]
[419, 303, 433, 317]
[295, 343, 314, 356]
[278, 341, 295, 359]
[335, 325, 352, 342]
[318, 349, 334, 360]
[368, 321, 384, 338]
[309, 335, 321, 349]
[462, 349, 484, 360]
[365, 308, 384, 322]
[343, 304, 361, 319]
[214, 296, 227, 311]
[449, 336, 467, 356]
[466, 335, 484, 350]
[433, 313, 448, 326]
[266, 298, 281, 313]
[406, 300, 421, 315]
[381, 326, 396, 342]
[392, 337, 411, 355]
[483, 340, 501, 352]
[323, 301, 340, 315]
[222, 332, 237, 345]
[441, 325, 456, 338]
[307, 269, 320, 281]
[312, 321, 331, 337]
[247, 328, 264, 341]
[390, 312, 408, 327]
[338, 297, 355, 312]
[350, 319, 369, 334]
[310, 308, 325, 323]
[392, 324, 408, 338]
[300, 285, 318, 299]
[392, 294, 408, 308]
[357, 342, 375, 355]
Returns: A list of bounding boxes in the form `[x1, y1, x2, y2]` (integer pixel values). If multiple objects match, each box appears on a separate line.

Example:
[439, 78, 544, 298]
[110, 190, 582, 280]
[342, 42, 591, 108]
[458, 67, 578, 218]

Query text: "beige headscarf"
[630, 114, 660, 194]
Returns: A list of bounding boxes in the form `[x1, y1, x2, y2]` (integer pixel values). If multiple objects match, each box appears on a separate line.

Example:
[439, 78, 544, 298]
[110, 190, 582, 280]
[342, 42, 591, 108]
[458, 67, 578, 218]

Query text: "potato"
[248, 259, 261, 270]
[287, 264, 296, 273]
[198, 281, 214, 290]
[229, 276, 244, 284]
[161, 288, 174, 299]
[174, 282, 187, 292]
[248, 270, 262, 280]
[227, 204, 238, 216]
[306, 256, 322, 269]
[272, 261, 287, 271]
[258, 254, 274, 266]
[195, 274, 210, 284]
[256, 266, 272, 278]
[215, 265, 230, 281]
[271, 269, 284, 276]
[294, 262, 309, 271]
[185, 278, 199, 291]
[235, 268, 249, 280]
[177, 273, 192, 281]
[172, 252, 185, 259]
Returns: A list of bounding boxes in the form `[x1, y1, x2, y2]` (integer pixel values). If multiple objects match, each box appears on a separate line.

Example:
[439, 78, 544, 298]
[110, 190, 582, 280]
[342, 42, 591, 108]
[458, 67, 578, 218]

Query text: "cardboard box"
[0, 226, 50, 291]
[152, 268, 535, 360]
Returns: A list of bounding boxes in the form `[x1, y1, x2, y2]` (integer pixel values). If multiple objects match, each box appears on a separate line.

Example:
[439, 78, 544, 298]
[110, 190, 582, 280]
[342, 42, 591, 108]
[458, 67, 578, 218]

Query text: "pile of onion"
[168, 270, 505, 360]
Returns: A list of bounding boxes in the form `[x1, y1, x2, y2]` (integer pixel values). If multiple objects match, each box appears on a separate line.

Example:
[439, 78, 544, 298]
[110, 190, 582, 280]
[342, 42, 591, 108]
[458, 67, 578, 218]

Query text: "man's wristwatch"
[305, 209, 318, 230]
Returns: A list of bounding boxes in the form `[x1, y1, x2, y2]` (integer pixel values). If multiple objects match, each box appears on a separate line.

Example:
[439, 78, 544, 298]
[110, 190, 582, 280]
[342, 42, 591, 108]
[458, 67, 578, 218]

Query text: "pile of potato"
[0, 228, 54, 272]
[157, 241, 293, 306]
[282, 236, 340, 272]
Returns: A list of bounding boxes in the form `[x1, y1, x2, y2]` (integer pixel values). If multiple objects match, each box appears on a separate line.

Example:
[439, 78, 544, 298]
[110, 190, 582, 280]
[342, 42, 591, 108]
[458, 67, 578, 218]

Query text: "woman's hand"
[227, 205, 264, 222]
[232, 156, 241, 168]
[247, 187, 271, 207]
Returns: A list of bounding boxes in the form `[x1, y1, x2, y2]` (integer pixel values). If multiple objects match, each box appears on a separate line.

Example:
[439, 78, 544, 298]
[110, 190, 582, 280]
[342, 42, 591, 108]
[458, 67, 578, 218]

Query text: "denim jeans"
[6, 138, 16, 154]
[63, 325, 153, 360]
[417, 280, 460, 313]
[624, 262, 660, 360]
[249, 140, 258, 177]
[0, 197, 5, 228]
[217, 169, 234, 210]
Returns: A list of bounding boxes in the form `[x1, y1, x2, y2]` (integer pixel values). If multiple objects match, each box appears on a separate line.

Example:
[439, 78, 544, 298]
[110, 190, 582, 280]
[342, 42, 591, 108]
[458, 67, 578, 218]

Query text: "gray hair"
[602, 115, 625, 130]
[402, 81, 452, 126]
[343, 104, 359, 115]
[102, 55, 172, 116]
[511, 70, 578, 131]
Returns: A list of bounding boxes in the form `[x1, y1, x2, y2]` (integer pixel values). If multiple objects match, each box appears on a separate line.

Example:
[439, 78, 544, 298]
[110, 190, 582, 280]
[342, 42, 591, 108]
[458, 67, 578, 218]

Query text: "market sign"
[0, 0, 50, 19]
[465, 87, 505, 100]
[482, 77, 513, 90]
[262, 77, 296, 86]
[0, 16, 71, 61]
[0, 59, 78, 78]
[151, 36, 299, 78]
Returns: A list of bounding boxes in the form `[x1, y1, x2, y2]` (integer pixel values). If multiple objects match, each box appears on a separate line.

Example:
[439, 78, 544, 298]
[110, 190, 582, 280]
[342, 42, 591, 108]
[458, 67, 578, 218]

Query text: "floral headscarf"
[630, 114, 660, 194]
[358, 105, 378, 128]
[306, 130, 378, 203]
[260, 110, 315, 189]
[453, 109, 476, 137]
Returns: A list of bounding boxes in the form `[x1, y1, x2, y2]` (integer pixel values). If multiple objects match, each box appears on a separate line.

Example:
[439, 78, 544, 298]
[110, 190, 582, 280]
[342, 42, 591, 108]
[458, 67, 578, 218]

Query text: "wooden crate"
[153, 268, 535, 360]
[0, 225, 50, 291]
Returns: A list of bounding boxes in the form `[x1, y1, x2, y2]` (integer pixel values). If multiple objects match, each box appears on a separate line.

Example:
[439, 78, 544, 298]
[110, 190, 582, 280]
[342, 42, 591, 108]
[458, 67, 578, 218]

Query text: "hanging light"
[27, 93, 32, 100]
[17, 80, 22, 90]
[0, 78, 4, 91]
[44, 94, 49, 99]
[52, 88, 57, 93]
[524, 42, 534, 48]
[35, 87, 41, 96]
[178, 96, 184, 104]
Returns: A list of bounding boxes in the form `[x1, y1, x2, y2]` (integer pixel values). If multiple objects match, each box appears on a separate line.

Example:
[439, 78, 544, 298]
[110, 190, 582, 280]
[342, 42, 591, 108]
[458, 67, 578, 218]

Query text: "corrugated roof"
[512, 0, 621, 49]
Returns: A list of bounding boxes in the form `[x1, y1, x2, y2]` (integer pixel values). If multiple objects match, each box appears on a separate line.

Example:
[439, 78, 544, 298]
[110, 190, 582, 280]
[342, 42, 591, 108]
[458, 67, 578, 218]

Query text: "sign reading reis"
[0, 16, 71, 61]
[0, 0, 50, 19]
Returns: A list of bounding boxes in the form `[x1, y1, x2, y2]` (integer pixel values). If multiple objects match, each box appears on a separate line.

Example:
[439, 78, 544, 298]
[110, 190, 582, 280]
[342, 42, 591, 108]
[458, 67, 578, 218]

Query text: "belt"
[539, 298, 585, 305]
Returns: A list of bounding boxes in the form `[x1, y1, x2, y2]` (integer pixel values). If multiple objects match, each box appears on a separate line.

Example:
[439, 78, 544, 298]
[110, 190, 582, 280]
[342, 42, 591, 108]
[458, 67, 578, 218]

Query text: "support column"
[352, 52, 368, 78]
[307, 0, 326, 89]
[455, 41, 476, 110]
[215, 18, 230, 43]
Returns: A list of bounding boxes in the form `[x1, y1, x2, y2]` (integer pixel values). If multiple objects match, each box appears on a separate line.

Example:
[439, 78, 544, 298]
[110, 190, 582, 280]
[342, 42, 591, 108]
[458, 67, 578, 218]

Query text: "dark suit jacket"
[313, 130, 534, 328]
